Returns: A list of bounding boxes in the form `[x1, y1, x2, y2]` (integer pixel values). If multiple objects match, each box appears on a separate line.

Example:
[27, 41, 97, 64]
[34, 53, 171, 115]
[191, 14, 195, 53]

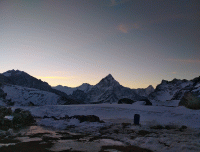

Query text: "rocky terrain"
[0, 105, 199, 152]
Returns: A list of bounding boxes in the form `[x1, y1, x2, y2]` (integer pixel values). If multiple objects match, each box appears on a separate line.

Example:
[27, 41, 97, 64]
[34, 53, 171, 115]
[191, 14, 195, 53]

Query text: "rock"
[29, 102, 35, 106]
[71, 115, 102, 123]
[118, 98, 136, 104]
[60, 115, 69, 120]
[14, 108, 22, 113]
[179, 92, 200, 109]
[150, 125, 164, 129]
[122, 123, 131, 129]
[0, 118, 13, 130]
[179, 125, 187, 131]
[12, 109, 35, 128]
[43, 115, 49, 119]
[0, 106, 12, 117]
[51, 116, 59, 120]
[139, 99, 152, 105]
[0, 106, 35, 130]
[0, 89, 7, 99]
[6, 128, 14, 136]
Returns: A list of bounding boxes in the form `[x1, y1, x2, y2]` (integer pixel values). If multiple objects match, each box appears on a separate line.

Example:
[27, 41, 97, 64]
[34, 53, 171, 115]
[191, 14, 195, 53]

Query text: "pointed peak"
[105, 74, 114, 79]
[161, 79, 168, 84]
[97, 74, 120, 87]
[146, 85, 154, 89]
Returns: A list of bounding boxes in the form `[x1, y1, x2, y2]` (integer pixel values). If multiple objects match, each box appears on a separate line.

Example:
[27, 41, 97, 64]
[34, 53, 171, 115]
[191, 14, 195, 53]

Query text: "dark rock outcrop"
[42, 115, 104, 123]
[12, 108, 35, 127]
[2, 70, 79, 105]
[118, 98, 136, 104]
[0, 107, 35, 130]
[139, 99, 152, 105]
[0, 106, 12, 117]
[71, 115, 103, 123]
[0, 88, 7, 99]
[179, 92, 200, 109]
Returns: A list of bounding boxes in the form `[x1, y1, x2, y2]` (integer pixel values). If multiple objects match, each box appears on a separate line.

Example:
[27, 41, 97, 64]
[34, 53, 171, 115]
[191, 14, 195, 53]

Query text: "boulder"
[140, 99, 152, 105]
[0, 118, 13, 130]
[0, 107, 35, 130]
[118, 98, 136, 104]
[12, 109, 35, 127]
[71, 115, 103, 123]
[179, 92, 200, 109]
[0, 106, 12, 117]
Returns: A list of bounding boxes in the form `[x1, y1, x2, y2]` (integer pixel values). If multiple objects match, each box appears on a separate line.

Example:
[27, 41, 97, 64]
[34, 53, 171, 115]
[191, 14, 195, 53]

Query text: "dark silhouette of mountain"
[83, 74, 146, 103]
[2, 70, 77, 104]
[53, 83, 93, 95]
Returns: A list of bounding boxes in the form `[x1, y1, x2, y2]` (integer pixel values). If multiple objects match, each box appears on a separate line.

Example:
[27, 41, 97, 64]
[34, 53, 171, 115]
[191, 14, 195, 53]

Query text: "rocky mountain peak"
[145, 85, 154, 95]
[3, 69, 24, 77]
[146, 85, 154, 89]
[105, 74, 114, 80]
[97, 74, 120, 87]
[161, 80, 168, 85]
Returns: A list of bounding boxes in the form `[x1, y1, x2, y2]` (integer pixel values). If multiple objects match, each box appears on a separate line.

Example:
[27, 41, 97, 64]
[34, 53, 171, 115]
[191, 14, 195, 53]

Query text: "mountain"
[1, 70, 78, 105]
[55, 74, 153, 104]
[53, 83, 93, 95]
[2, 70, 53, 91]
[148, 77, 200, 106]
[2, 84, 61, 106]
[82, 74, 146, 103]
[134, 85, 154, 97]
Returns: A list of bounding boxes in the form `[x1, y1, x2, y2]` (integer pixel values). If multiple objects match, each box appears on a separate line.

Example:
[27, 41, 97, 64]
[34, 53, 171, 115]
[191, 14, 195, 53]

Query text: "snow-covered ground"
[18, 103, 200, 129]
[12, 103, 199, 152]
[2, 103, 200, 152]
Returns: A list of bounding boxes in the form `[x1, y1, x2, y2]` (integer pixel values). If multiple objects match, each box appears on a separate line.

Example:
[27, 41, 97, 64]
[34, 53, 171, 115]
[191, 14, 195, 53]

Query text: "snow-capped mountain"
[2, 70, 52, 91]
[1, 84, 81, 106]
[55, 74, 153, 104]
[134, 85, 154, 97]
[148, 77, 200, 106]
[83, 74, 146, 103]
[53, 83, 93, 95]
[2, 84, 61, 106]
[1, 70, 78, 104]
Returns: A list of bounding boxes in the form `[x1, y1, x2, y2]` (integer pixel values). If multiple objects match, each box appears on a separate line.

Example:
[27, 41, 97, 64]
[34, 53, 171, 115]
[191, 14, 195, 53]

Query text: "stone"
[0, 106, 12, 117]
[71, 115, 101, 123]
[118, 98, 136, 104]
[179, 92, 200, 109]
[12, 109, 35, 128]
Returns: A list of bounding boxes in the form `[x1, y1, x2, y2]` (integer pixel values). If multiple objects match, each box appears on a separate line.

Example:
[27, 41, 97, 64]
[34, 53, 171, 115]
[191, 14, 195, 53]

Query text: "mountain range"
[149, 77, 200, 106]
[1, 69, 200, 107]
[54, 74, 154, 104]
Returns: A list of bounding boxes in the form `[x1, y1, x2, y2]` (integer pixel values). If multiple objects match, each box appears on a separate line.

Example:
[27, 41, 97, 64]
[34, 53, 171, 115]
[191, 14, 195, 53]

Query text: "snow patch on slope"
[2, 85, 60, 106]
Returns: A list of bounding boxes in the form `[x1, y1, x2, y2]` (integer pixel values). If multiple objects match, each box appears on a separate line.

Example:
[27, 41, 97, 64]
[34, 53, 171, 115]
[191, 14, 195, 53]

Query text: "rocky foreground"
[1, 111, 200, 152]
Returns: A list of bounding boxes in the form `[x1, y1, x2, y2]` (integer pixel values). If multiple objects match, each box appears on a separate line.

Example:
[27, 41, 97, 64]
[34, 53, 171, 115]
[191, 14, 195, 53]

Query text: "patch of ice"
[16, 137, 42, 142]
[4, 115, 14, 120]
[0, 143, 16, 148]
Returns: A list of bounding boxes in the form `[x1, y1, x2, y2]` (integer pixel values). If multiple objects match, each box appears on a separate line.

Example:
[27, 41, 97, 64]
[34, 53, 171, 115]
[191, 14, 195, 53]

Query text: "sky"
[0, 0, 200, 88]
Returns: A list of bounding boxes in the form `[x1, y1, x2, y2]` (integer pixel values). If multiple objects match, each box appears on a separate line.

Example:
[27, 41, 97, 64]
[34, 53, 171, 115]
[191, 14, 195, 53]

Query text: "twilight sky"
[1, 0, 200, 88]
